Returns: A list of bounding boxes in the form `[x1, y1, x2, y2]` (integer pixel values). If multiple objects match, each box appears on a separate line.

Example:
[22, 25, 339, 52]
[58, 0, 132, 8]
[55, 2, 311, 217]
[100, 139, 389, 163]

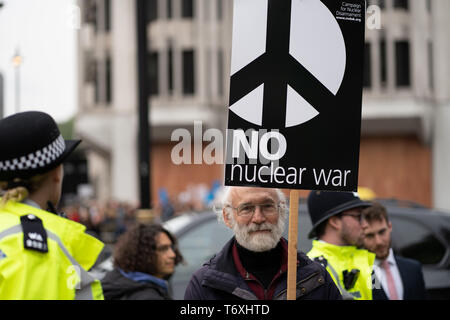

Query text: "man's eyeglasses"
[227, 202, 281, 218]
[340, 210, 364, 224]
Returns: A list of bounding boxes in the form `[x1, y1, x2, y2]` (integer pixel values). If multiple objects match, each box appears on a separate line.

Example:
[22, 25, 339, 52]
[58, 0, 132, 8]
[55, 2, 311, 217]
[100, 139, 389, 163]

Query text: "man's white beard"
[232, 218, 286, 252]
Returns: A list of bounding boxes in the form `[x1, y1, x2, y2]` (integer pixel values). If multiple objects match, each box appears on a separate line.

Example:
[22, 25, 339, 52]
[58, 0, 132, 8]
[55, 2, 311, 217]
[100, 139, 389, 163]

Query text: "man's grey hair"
[213, 186, 288, 224]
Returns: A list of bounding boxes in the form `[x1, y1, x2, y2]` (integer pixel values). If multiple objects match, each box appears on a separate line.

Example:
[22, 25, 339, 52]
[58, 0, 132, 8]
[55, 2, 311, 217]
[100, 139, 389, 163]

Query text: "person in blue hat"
[0, 111, 104, 299]
[306, 190, 376, 300]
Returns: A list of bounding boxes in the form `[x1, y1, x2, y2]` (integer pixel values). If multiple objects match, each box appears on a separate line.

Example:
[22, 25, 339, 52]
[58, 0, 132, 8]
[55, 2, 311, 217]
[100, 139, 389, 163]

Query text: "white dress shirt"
[373, 249, 404, 300]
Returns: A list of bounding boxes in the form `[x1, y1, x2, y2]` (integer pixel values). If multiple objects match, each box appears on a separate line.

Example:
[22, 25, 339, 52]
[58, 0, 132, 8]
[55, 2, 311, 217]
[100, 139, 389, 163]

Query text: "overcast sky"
[0, 0, 77, 123]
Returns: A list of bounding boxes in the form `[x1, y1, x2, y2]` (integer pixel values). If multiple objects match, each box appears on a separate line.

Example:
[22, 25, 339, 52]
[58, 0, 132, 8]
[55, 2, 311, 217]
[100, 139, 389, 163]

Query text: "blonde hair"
[0, 174, 48, 207]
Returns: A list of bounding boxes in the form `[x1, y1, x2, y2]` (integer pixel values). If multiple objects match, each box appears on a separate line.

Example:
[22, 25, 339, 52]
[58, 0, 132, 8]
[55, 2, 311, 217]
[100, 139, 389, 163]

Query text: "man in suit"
[362, 202, 427, 300]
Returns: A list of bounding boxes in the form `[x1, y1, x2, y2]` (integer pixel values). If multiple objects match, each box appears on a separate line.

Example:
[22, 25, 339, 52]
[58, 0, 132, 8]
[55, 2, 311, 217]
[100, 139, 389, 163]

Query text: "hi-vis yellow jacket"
[308, 240, 375, 300]
[0, 200, 104, 300]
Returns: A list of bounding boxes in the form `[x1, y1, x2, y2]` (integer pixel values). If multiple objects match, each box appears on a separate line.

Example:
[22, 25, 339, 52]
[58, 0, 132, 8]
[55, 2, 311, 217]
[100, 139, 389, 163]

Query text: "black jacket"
[101, 268, 172, 300]
[184, 237, 342, 300]
[372, 255, 427, 300]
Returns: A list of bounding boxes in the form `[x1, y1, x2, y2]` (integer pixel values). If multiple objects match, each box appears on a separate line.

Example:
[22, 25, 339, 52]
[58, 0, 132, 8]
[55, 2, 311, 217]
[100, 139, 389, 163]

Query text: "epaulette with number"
[20, 214, 48, 253]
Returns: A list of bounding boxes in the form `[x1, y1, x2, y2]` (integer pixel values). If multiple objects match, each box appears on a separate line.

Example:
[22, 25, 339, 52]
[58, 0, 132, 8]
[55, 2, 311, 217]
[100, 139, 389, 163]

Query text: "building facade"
[75, 0, 450, 211]
[429, 0, 450, 211]
[361, 0, 449, 209]
[76, 0, 230, 206]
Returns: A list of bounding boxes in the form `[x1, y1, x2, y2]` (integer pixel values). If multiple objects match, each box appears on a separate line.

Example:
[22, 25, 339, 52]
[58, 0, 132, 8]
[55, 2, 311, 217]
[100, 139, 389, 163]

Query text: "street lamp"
[12, 49, 23, 114]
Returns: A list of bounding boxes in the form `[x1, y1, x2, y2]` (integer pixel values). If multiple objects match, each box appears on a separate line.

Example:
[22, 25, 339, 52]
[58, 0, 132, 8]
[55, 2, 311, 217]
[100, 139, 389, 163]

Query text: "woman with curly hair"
[101, 223, 184, 300]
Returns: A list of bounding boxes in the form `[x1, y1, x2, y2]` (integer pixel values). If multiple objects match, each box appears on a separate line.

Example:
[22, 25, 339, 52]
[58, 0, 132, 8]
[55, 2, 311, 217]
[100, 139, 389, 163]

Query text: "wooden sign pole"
[287, 190, 300, 300]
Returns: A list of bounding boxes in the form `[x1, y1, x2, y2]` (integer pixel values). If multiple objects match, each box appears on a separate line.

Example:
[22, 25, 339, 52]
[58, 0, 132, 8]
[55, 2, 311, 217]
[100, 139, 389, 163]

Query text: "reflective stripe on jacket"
[307, 240, 375, 300]
[0, 200, 104, 300]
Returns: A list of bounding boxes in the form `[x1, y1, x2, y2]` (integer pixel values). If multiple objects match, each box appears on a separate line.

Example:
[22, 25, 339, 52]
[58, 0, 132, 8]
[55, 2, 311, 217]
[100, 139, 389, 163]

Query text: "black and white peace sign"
[229, 0, 347, 128]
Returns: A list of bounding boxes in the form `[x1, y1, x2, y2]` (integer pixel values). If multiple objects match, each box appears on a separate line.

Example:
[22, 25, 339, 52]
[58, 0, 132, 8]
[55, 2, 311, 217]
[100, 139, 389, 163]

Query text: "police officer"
[306, 191, 376, 300]
[0, 111, 104, 299]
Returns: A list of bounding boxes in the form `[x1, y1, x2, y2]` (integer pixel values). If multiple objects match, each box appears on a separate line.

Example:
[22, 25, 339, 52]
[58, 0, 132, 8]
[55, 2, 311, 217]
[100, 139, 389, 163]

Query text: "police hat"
[307, 190, 371, 239]
[0, 111, 81, 181]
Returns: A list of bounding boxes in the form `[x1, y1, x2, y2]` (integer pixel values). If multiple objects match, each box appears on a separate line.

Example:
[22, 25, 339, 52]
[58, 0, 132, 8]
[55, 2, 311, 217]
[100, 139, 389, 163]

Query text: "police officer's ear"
[328, 215, 342, 231]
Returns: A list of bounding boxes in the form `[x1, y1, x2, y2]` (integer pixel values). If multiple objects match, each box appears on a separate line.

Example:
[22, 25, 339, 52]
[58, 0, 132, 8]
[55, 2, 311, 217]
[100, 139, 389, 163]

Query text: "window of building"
[146, 0, 158, 22]
[84, 53, 96, 84]
[84, 0, 98, 31]
[218, 49, 224, 97]
[426, 0, 432, 13]
[88, 56, 112, 106]
[393, 0, 409, 10]
[395, 41, 411, 87]
[182, 0, 194, 18]
[148, 52, 159, 96]
[380, 39, 387, 88]
[106, 57, 112, 104]
[205, 49, 212, 98]
[363, 42, 372, 88]
[94, 60, 100, 104]
[217, 0, 223, 21]
[368, 0, 385, 9]
[428, 41, 434, 91]
[204, 0, 210, 21]
[104, 0, 111, 32]
[168, 44, 174, 95]
[167, 0, 173, 19]
[183, 50, 195, 95]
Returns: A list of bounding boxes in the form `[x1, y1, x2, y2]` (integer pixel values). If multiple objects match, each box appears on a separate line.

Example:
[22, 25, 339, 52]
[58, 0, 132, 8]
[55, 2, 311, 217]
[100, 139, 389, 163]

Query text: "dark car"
[91, 199, 450, 300]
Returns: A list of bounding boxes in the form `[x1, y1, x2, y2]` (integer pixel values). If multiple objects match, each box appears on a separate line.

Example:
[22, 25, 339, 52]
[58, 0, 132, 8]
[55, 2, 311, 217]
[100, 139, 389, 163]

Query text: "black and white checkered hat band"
[0, 135, 66, 172]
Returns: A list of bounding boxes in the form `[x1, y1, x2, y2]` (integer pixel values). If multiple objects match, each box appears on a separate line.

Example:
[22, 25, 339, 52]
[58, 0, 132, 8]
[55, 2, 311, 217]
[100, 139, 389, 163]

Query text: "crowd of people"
[62, 200, 136, 244]
[60, 181, 222, 244]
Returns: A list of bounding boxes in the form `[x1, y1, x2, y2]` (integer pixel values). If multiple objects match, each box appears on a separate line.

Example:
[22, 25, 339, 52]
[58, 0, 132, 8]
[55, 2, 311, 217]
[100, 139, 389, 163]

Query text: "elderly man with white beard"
[184, 186, 342, 300]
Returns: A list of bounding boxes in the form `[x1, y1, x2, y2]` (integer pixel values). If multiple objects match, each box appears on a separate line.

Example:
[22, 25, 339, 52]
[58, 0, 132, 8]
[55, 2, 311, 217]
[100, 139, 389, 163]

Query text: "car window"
[390, 216, 446, 265]
[298, 213, 314, 253]
[171, 218, 234, 299]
